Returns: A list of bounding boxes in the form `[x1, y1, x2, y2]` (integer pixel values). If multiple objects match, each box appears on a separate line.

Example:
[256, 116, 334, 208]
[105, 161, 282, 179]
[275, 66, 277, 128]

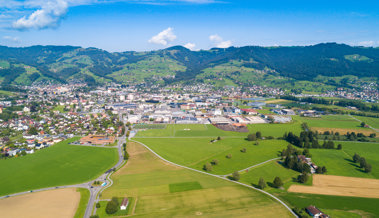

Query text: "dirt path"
[0, 188, 80, 218]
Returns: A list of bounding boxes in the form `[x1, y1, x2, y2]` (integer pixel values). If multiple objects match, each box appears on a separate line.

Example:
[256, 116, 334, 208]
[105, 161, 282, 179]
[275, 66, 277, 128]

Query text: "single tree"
[321, 166, 327, 174]
[226, 153, 232, 159]
[232, 171, 240, 181]
[360, 157, 367, 168]
[256, 131, 262, 139]
[247, 133, 256, 141]
[297, 172, 309, 183]
[258, 177, 266, 189]
[105, 200, 118, 214]
[203, 163, 213, 171]
[211, 159, 219, 165]
[241, 148, 247, 153]
[353, 153, 361, 163]
[361, 122, 366, 127]
[217, 136, 221, 140]
[96, 202, 101, 208]
[364, 164, 372, 173]
[337, 144, 342, 150]
[273, 177, 283, 188]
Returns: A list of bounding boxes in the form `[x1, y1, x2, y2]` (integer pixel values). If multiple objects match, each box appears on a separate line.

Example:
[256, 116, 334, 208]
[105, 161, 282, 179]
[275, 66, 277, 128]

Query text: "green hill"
[0, 43, 378, 88]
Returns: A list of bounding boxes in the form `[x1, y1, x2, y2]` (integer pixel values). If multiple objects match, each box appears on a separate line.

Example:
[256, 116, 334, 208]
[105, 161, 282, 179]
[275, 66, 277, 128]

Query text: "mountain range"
[0, 43, 378, 91]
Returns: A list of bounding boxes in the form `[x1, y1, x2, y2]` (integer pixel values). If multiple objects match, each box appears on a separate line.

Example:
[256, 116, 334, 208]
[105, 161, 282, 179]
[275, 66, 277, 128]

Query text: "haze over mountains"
[0, 43, 378, 89]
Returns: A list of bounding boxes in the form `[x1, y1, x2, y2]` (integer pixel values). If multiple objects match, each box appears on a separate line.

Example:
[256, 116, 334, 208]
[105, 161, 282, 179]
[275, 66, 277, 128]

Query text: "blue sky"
[0, 0, 378, 51]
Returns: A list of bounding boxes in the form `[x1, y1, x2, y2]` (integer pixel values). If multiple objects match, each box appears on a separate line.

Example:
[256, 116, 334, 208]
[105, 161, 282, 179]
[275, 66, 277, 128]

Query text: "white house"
[120, 198, 129, 210]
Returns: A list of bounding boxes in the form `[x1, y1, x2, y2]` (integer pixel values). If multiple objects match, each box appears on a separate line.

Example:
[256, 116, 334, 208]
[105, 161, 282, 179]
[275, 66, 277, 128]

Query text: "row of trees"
[353, 153, 372, 173]
[123, 143, 129, 160]
[284, 131, 341, 149]
[247, 132, 262, 141]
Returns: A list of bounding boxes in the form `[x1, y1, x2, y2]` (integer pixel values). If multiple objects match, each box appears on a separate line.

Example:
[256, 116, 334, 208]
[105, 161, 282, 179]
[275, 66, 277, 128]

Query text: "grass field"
[135, 138, 289, 175]
[74, 188, 90, 218]
[135, 124, 248, 138]
[278, 192, 379, 217]
[53, 105, 66, 113]
[310, 142, 379, 179]
[294, 115, 364, 129]
[135, 122, 302, 138]
[353, 116, 379, 129]
[100, 141, 293, 217]
[96, 198, 131, 217]
[0, 137, 118, 196]
[239, 161, 301, 190]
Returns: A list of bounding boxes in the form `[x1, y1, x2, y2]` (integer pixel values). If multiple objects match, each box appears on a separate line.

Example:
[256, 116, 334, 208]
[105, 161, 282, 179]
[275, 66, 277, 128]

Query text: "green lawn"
[135, 138, 288, 175]
[96, 198, 132, 217]
[100, 141, 293, 217]
[74, 188, 90, 218]
[53, 105, 66, 113]
[0, 137, 118, 196]
[279, 192, 379, 217]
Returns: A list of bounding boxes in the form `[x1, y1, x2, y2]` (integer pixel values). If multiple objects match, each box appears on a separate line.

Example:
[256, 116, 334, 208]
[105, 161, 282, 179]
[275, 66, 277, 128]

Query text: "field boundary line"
[131, 140, 298, 218]
[221, 157, 281, 177]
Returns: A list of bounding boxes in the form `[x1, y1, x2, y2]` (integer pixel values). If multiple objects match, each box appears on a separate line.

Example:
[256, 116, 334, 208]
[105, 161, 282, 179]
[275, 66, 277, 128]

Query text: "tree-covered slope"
[0, 43, 377, 87]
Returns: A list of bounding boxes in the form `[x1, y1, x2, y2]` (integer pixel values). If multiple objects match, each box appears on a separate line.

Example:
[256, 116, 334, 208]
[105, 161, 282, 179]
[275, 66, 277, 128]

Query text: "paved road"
[85, 135, 126, 218]
[131, 139, 298, 218]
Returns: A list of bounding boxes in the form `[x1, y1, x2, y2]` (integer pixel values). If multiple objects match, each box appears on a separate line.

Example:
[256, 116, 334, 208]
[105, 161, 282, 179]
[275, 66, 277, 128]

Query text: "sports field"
[0, 137, 118, 196]
[0, 188, 80, 218]
[288, 175, 379, 198]
[100, 141, 293, 217]
[135, 138, 288, 175]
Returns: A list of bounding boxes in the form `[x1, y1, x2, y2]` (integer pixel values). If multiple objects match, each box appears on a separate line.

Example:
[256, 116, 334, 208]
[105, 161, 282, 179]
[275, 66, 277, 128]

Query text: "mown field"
[353, 116, 379, 129]
[74, 188, 90, 218]
[135, 122, 302, 138]
[293, 115, 363, 129]
[135, 138, 288, 175]
[279, 192, 379, 217]
[0, 137, 118, 196]
[100, 141, 293, 217]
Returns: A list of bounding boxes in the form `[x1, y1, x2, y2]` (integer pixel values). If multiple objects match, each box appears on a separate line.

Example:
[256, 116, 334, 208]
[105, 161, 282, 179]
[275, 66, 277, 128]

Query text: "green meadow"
[353, 116, 379, 129]
[309, 141, 379, 179]
[293, 115, 363, 129]
[0, 138, 118, 196]
[135, 138, 289, 175]
[100, 141, 293, 217]
[74, 188, 90, 218]
[279, 192, 379, 217]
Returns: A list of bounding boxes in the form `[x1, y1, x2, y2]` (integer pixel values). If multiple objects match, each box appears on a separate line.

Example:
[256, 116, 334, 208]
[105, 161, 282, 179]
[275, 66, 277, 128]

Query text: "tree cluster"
[105, 197, 119, 214]
[353, 153, 372, 173]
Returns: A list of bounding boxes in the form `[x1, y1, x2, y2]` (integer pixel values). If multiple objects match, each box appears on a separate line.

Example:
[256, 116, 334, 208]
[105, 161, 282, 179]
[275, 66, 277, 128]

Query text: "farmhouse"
[305, 205, 329, 218]
[120, 198, 129, 210]
[80, 135, 115, 145]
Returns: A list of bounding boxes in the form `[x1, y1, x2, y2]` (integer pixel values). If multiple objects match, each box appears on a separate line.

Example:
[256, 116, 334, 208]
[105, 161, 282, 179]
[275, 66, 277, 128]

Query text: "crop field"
[0, 188, 80, 218]
[294, 115, 363, 129]
[135, 138, 288, 175]
[239, 161, 301, 190]
[100, 141, 293, 217]
[288, 175, 379, 198]
[0, 137, 118, 196]
[279, 192, 379, 217]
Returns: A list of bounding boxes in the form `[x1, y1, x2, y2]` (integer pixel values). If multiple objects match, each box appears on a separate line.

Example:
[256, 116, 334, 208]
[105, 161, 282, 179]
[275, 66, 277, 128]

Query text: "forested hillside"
[0, 43, 377, 88]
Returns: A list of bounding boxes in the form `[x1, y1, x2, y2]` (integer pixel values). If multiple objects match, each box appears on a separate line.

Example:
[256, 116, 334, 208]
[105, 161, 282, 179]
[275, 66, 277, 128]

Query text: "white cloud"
[358, 41, 376, 47]
[184, 42, 196, 50]
[3, 35, 20, 43]
[148, 27, 177, 45]
[12, 0, 68, 30]
[209, 34, 232, 48]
